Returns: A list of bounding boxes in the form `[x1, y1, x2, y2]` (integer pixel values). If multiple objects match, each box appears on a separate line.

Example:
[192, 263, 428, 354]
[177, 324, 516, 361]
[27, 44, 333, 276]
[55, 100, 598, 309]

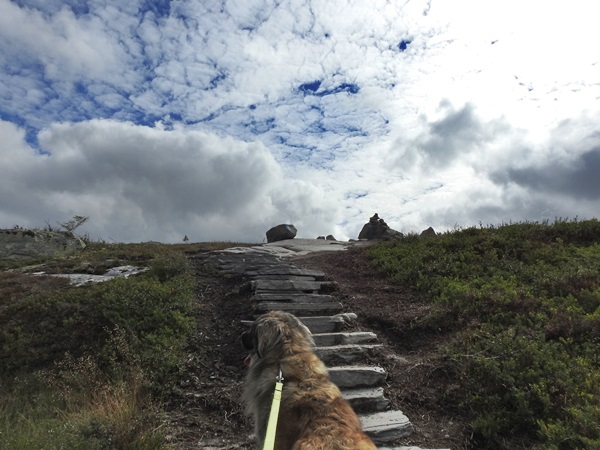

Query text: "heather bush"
[368, 219, 600, 448]
[0, 242, 226, 449]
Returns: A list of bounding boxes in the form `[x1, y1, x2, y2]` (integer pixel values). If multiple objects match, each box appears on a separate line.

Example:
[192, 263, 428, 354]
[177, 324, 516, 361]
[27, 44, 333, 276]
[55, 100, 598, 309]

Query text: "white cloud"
[1, 0, 600, 242]
[0, 119, 341, 242]
[0, 1, 134, 82]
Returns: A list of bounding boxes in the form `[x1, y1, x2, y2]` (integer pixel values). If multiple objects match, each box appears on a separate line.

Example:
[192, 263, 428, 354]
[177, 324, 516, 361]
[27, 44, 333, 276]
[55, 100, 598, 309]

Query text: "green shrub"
[0, 274, 195, 385]
[368, 219, 600, 448]
[0, 244, 198, 391]
[0, 243, 204, 450]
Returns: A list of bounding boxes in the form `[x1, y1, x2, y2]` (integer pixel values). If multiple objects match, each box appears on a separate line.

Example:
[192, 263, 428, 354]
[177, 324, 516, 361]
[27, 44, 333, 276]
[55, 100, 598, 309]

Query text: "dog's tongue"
[243, 354, 252, 366]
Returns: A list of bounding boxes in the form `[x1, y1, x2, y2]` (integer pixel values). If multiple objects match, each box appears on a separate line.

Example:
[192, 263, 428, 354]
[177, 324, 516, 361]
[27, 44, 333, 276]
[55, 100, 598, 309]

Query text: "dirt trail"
[167, 246, 468, 449]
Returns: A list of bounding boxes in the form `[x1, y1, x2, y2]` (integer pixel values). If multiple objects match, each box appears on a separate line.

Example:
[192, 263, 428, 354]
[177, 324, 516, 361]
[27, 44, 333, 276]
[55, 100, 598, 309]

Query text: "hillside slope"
[2, 219, 599, 449]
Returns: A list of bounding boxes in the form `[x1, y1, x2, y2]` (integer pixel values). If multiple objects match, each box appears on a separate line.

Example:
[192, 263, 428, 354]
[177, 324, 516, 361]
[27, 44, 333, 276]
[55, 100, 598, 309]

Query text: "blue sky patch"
[298, 81, 360, 97]
[398, 40, 412, 51]
[299, 80, 322, 94]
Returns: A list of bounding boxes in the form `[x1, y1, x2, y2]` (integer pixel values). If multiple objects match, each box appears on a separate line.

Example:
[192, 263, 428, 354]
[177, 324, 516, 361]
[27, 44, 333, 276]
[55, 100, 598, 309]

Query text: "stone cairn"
[207, 244, 448, 450]
[358, 213, 403, 241]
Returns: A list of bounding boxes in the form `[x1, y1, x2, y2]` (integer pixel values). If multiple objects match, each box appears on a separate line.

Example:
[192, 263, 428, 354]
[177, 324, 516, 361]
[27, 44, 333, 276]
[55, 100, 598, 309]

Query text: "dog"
[241, 310, 377, 449]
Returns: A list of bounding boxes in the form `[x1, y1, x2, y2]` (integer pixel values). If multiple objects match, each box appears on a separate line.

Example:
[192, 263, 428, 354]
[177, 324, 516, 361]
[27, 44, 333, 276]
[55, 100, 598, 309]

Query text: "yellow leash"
[262, 368, 284, 450]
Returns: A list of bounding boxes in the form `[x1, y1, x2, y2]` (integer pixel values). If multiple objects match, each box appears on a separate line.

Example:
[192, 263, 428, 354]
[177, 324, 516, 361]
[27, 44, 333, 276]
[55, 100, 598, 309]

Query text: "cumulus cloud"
[0, 119, 341, 242]
[360, 104, 600, 234]
[499, 148, 600, 201]
[387, 102, 513, 171]
[1, 0, 600, 242]
[490, 116, 600, 204]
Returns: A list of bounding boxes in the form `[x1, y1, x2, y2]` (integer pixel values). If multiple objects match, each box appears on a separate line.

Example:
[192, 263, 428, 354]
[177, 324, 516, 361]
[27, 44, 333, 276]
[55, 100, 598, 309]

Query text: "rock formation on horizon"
[420, 227, 437, 237]
[0, 229, 86, 263]
[266, 224, 297, 243]
[358, 214, 403, 241]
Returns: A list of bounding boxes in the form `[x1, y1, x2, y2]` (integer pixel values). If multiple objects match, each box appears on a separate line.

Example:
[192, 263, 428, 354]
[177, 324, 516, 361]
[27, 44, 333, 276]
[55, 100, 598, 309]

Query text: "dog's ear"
[241, 330, 254, 351]
[256, 321, 284, 359]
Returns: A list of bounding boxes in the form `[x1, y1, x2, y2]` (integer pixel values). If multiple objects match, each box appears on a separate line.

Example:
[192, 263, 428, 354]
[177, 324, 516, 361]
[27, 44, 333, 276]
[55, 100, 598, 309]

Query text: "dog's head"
[241, 311, 314, 366]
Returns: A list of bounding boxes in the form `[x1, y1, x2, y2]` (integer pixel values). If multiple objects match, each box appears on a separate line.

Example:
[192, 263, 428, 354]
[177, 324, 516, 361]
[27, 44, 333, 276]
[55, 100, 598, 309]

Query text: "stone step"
[299, 313, 357, 333]
[211, 254, 280, 265]
[328, 366, 386, 389]
[313, 331, 378, 346]
[219, 247, 279, 256]
[245, 267, 326, 280]
[360, 410, 414, 445]
[249, 275, 318, 281]
[316, 344, 383, 365]
[253, 293, 335, 303]
[220, 263, 278, 274]
[255, 301, 343, 316]
[342, 387, 390, 413]
[211, 257, 283, 274]
[250, 279, 337, 293]
[223, 253, 434, 449]
[241, 313, 358, 334]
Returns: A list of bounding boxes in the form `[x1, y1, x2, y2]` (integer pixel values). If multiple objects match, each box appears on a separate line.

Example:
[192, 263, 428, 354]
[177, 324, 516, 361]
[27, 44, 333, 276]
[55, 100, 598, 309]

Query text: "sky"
[1, 0, 599, 243]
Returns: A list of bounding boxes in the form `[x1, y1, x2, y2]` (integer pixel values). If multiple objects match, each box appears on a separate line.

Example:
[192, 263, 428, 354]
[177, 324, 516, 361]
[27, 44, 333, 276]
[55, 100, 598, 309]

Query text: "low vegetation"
[368, 219, 600, 449]
[0, 241, 239, 450]
[3, 220, 599, 449]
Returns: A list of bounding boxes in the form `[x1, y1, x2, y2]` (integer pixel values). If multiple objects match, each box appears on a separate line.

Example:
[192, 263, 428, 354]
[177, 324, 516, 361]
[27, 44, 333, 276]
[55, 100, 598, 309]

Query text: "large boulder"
[358, 214, 403, 241]
[420, 227, 437, 237]
[0, 229, 86, 263]
[266, 224, 297, 243]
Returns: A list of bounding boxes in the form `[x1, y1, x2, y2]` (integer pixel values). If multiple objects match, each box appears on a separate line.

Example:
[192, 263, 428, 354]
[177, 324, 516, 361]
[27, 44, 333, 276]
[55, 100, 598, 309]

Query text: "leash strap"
[262, 370, 284, 450]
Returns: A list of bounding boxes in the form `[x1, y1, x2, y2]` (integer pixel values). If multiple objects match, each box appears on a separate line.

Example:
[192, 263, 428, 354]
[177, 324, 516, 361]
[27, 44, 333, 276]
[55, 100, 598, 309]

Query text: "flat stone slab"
[251, 279, 336, 293]
[218, 247, 282, 255]
[316, 344, 383, 365]
[328, 366, 386, 388]
[265, 238, 351, 256]
[300, 314, 357, 333]
[216, 239, 351, 258]
[245, 266, 326, 280]
[313, 331, 378, 346]
[210, 254, 280, 264]
[249, 275, 318, 281]
[342, 387, 390, 413]
[219, 262, 281, 274]
[40, 265, 148, 287]
[211, 239, 368, 260]
[241, 313, 358, 334]
[360, 410, 414, 445]
[208, 254, 283, 274]
[255, 301, 343, 316]
[253, 293, 335, 303]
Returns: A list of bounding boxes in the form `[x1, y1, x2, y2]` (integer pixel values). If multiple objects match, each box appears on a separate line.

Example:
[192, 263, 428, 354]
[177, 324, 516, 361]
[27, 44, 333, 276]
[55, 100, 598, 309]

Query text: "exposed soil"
[168, 246, 471, 449]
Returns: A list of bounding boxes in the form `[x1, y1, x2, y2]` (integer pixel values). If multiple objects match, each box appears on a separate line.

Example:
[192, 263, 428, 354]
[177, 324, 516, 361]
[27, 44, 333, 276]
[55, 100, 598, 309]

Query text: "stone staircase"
[209, 247, 448, 450]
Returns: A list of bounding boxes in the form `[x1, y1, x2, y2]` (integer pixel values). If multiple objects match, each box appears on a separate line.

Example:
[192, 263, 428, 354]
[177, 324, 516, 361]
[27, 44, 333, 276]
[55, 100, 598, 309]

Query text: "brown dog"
[241, 310, 377, 449]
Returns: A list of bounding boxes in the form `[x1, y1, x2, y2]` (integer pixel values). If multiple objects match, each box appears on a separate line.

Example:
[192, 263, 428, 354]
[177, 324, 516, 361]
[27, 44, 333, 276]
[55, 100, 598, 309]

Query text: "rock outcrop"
[421, 227, 437, 237]
[0, 229, 86, 263]
[266, 224, 297, 243]
[358, 214, 403, 241]
[420, 227, 437, 237]
[317, 235, 337, 241]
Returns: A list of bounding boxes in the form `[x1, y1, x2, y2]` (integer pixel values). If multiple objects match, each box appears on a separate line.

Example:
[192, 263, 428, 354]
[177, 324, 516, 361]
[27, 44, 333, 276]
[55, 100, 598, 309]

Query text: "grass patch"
[1, 352, 163, 450]
[368, 219, 600, 449]
[0, 241, 247, 450]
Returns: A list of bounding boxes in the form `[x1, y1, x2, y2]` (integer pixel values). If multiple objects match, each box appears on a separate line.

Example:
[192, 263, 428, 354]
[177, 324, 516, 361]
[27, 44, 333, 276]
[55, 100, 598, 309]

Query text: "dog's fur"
[241, 310, 377, 450]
